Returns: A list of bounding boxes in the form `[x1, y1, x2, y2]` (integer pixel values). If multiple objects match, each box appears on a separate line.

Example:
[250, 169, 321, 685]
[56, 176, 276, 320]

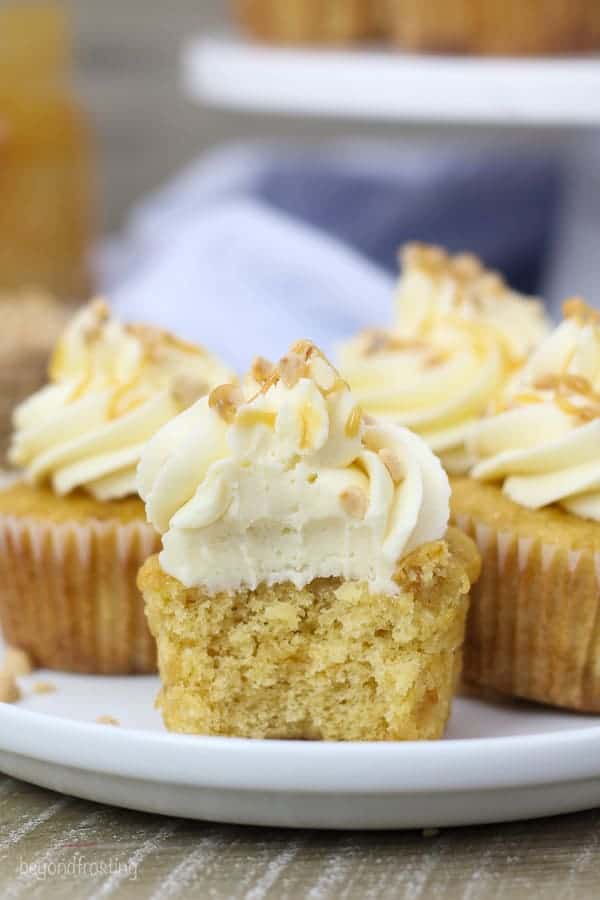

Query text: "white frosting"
[9, 300, 232, 500]
[470, 302, 600, 521]
[138, 342, 450, 595]
[338, 243, 550, 474]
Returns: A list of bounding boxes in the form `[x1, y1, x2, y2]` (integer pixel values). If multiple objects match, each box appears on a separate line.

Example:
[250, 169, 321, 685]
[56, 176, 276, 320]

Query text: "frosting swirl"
[338, 243, 550, 474]
[138, 341, 450, 595]
[470, 299, 600, 521]
[9, 300, 232, 500]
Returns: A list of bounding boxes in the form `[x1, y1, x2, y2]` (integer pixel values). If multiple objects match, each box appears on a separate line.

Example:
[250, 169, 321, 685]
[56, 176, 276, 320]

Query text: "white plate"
[2, 648, 600, 829]
[184, 32, 600, 126]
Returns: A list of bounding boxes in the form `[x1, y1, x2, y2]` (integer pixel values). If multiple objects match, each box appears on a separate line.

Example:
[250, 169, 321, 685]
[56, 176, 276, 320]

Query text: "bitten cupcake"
[138, 341, 479, 741]
[338, 243, 550, 474]
[452, 298, 600, 712]
[0, 300, 232, 673]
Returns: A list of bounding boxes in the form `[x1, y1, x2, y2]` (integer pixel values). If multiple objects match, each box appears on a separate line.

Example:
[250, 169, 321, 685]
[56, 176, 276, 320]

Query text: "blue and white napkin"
[102, 141, 561, 373]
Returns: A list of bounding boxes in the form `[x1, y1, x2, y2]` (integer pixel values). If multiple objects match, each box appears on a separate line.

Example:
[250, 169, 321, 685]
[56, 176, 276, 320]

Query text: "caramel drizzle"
[533, 372, 600, 423]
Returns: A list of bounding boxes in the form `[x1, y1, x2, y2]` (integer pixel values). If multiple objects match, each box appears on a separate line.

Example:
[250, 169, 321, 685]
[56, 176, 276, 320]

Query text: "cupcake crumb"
[96, 715, 120, 726]
[3, 646, 33, 677]
[32, 681, 56, 695]
[0, 671, 21, 704]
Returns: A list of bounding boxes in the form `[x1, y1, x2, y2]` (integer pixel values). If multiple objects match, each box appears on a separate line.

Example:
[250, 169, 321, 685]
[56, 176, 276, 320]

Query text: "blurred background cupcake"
[0, 300, 231, 673]
[385, 0, 600, 56]
[338, 243, 551, 473]
[452, 300, 600, 711]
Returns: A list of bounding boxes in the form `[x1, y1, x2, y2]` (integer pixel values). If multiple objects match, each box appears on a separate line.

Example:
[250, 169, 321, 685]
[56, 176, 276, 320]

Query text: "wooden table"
[1, 773, 599, 898]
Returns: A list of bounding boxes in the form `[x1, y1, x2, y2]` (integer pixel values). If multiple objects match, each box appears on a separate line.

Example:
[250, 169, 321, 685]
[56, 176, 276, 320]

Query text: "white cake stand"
[183, 33, 600, 307]
[185, 33, 600, 127]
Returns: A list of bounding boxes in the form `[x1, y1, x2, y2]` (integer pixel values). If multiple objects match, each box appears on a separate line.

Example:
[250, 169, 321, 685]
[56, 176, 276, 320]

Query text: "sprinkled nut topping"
[339, 486, 368, 520]
[533, 373, 600, 414]
[379, 448, 403, 483]
[209, 383, 243, 423]
[0, 672, 21, 704]
[309, 354, 338, 393]
[251, 356, 275, 385]
[81, 298, 110, 343]
[32, 681, 56, 695]
[278, 351, 307, 388]
[562, 374, 593, 394]
[400, 242, 529, 312]
[96, 715, 120, 726]
[578, 406, 600, 422]
[171, 373, 209, 409]
[423, 349, 450, 369]
[362, 330, 428, 357]
[2, 646, 33, 677]
[257, 370, 281, 395]
[534, 374, 560, 391]
[562, 297, 600, 323]
[512, 392, 544, 406]
[453, 253, 482, 279]
[290, 339, 316, 360]
[345, 405, 363, 438]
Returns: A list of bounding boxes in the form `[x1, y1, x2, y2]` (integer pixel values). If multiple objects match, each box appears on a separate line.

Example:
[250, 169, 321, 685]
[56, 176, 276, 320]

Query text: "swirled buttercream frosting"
[9, 300, 232, 500]
[470, 299, 600, 521]
[138, 341, 450, 594]
[338, 243, 550, 474]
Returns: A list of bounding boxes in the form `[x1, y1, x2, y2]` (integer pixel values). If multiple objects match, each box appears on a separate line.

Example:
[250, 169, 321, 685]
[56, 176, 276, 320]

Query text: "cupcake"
[338, 243, 550, 474]
[138, 341, 480, 740]
[0, 300, 232, 673]
[234, 0, 383, 45]
[387, 1, 600, 56]
[452, 298, 600, 711]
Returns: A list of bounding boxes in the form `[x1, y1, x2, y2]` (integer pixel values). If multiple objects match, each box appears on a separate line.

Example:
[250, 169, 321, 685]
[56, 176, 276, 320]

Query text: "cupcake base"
[0, 484, 159, 674]
[451, 477, 600, 712]
[140, 528, 479, 741]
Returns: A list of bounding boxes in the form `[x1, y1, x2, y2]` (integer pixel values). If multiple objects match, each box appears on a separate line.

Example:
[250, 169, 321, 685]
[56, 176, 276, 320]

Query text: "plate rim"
[2, 704, 600, 795]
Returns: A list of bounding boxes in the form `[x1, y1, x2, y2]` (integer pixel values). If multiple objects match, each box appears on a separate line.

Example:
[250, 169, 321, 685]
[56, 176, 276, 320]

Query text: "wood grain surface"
[1, 774, 600, 899]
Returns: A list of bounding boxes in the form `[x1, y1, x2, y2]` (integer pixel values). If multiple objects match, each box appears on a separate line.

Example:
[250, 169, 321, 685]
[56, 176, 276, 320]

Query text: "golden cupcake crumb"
[562, 296, 600, 323]
[208, 383, 243, 423]
[32, 681, 56, 695]
[0, 671, 21, 704]
[96, 715, 120, 726]
[140, 529, 478, 741]
[170, 373, 209, 409]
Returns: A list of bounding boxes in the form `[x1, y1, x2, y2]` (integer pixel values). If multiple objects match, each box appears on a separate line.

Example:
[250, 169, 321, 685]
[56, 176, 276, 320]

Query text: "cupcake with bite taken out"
[138, 340, 480, 741]
[452, 298, 600, 712]
[0, 300, 232, 673]
[338, 243, 551, 474]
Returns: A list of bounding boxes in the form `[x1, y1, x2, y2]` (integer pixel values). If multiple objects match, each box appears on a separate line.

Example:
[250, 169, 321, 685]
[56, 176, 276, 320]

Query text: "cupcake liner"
[0, 513, 159, 674]
[387, 1, 597, 55]
[235, 0, 381, 44]
[454, 511, 600, 711]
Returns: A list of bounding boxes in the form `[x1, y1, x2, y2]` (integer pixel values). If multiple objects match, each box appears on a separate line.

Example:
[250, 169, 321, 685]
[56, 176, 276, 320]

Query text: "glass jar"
[0, 4, 93, 299]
